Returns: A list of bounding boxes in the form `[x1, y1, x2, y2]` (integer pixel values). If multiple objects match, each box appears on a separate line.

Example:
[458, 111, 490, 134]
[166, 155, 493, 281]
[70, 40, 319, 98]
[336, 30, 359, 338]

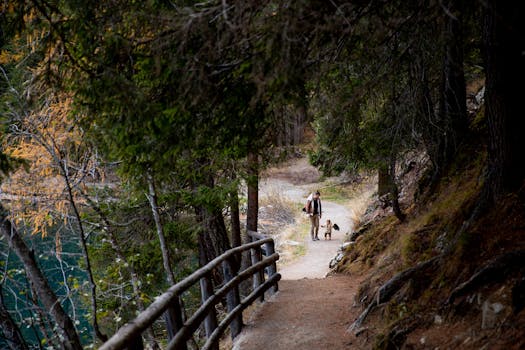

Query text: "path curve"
[232, 160, 362, 349]
[279, 200, 353, 279]
[259, 171, 355, 279]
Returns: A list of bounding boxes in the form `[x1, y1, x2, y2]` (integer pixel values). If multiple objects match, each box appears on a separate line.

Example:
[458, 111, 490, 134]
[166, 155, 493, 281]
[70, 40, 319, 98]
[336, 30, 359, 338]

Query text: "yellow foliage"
[2, 92, 99, 238]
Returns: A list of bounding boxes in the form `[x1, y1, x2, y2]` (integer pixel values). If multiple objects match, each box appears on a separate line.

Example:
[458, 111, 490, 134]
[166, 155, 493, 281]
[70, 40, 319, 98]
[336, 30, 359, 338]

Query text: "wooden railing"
[99, 231, 280, 350]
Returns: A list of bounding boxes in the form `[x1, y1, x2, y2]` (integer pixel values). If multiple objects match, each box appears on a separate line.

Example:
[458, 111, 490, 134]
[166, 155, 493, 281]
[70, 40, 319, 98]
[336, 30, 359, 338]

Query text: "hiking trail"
[232, 158, 364, 349]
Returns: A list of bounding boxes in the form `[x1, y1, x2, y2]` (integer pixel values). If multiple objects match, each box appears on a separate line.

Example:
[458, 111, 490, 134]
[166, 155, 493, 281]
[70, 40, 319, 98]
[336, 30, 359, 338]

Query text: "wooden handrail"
[247, 229, 268, 241]
[99, 234, 279, 350]
[201, 273, 281, 350]
[168, 253, 279, 348]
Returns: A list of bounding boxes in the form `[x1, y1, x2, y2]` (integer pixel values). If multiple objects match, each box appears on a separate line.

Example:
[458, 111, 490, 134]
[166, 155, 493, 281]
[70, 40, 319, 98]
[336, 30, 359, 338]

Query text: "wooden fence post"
[222, 258, 243, 338]
[250, 246, 265, 302]
[265, 241, 279, 294]
[200, 273, 219, 350]
[124, 335, 144, 350]
[164, 297, 187, 350]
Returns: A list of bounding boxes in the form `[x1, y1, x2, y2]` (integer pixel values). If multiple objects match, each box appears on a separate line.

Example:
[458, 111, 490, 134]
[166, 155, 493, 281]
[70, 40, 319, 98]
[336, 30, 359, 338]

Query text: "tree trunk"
[294, 105, 306, 145]
[81, 193, 159, 349]
[378, 164, 390, 197]
[147, 173, 187, 345]
[230, 185, 242, 249]
[436, 0, 468, 173]
[389, 157, 405, 222]
[146, 173, 175, 285]
[0, 285, 28, 350]
[377, 159, 404, 221]
[195, 204, 231, 267]
[197, 235, 219, 348]
[0, 204, 83, 350]
[229, 184, 242, 272]
[483, 1, 525, 200]
[60, 160, 107, 342]
[246, 152, 259, 233]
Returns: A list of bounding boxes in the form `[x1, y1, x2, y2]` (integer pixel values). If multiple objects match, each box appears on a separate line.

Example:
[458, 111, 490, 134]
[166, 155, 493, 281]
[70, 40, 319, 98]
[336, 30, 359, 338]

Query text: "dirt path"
[259, 158, 355, 279]
[232, 276, 361, 350]
[232, 158, 362, 349]
[279, 199, 353, 279]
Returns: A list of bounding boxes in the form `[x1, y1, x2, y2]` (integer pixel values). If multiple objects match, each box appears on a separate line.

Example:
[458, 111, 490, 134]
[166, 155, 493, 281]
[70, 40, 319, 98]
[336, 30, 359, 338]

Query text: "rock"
[329, 252, 345, 269]
[475, 86, 485, 104]
[349, 222, 371, 242]
[341, 242, 352, 250]
[329, 259, 337, 269]
[434, 314, 443, 325]
[492, 302, 504, 314]
[481, 301, 505, 329]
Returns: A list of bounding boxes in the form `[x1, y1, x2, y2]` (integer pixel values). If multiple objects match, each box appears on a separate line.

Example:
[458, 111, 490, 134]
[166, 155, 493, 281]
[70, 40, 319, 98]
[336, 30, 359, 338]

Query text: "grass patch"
[313, 181, 354, 203]
[276, 217, 310, 266]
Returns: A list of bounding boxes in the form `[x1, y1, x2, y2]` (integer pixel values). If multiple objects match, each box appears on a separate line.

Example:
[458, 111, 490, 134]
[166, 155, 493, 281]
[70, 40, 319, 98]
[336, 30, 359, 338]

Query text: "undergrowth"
[338, 142, 525, 349]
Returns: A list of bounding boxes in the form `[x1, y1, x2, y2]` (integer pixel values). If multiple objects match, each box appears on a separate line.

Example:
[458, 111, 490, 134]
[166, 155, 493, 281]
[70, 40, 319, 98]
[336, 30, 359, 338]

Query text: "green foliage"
[85, 194, 199, 332]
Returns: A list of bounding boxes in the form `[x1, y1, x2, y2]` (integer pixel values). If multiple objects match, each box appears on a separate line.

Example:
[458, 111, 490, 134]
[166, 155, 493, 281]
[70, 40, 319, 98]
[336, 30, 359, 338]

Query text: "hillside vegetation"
[335, 137, 524, 349]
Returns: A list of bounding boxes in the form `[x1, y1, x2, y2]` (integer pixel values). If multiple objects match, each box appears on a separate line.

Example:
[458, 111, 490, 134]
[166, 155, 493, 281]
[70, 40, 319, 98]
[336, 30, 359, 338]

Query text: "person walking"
[322, 219, 333, 240]
[305, 191, 322, 241]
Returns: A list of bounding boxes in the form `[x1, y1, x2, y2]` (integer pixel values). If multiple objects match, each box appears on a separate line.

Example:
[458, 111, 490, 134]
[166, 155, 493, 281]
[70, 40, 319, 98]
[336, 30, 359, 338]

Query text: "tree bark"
[60, 160, 107, 342]
[246, 152, 259, 233]
[0, 285, 28, 350]
[195, 204, 232, 267]
[230, 185, 242, 249]
[147, 173, 187, 345]
[483, 1, 525, 200]
[436, 0, 468, 173]
[0, 204, 83, 350]
[389, 157, 405, 222]
[146, 173, 175, 285]
[229, 184, 242, 273]
[377, 159, 404, 221]
[378, 164, 390, 197]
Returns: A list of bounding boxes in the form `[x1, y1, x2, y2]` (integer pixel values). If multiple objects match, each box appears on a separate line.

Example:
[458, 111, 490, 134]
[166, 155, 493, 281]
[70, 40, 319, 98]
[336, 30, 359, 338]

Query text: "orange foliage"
[1, 92, 98, 237]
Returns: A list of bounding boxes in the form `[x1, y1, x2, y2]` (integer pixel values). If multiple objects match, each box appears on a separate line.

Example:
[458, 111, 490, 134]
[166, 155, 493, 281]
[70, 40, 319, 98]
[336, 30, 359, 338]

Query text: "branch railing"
[99, 231, 280, 350]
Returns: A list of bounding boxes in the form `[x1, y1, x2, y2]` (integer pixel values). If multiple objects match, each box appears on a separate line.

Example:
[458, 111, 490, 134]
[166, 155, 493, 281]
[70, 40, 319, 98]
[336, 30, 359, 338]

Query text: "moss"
[400, 232, 417, 265]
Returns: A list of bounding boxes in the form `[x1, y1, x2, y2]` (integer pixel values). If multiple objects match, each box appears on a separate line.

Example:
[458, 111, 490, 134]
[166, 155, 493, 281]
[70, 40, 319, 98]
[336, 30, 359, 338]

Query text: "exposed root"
[349, 256, 441, 333]
[349, 222, 372, 242]
[447, 250, 525, 304]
